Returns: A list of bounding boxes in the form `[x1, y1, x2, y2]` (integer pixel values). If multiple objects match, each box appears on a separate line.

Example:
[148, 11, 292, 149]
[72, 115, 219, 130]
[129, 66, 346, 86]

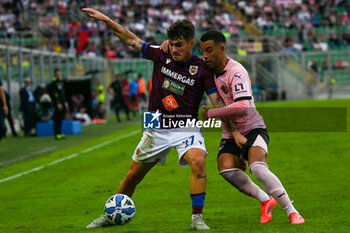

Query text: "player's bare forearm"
[208, 92, 225, 108]
[82, 8, 143, 52]
[216, 97, 226, 108]
[105, 18, 143, 52]
[221, 117, 237, 132]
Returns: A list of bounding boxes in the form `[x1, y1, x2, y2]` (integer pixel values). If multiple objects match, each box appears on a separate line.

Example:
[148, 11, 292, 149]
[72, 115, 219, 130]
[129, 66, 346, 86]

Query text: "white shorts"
[132, 127, 207, 166]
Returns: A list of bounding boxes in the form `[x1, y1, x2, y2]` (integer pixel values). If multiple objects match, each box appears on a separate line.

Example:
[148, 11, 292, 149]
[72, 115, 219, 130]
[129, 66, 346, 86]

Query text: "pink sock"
[220, 168, 263, 199]
[250, 162, 292, 209]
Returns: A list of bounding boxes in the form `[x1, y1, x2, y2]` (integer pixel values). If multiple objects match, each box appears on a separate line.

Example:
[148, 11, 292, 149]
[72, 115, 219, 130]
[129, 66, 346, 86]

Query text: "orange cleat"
[289, 212, 305, 224]
[260, 196, 277, 223]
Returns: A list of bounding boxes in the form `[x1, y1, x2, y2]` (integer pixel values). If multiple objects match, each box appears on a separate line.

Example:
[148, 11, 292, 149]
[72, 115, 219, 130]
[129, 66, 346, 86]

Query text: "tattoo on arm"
[111, 28, 122, 34]
[131, 41, 143, 49]
[216, 95, 226, 108]
[110, 25, 129, 41]
[106, 19, 143, 51]
[221, 118, 236, 131]
[213, 95, 237, 131]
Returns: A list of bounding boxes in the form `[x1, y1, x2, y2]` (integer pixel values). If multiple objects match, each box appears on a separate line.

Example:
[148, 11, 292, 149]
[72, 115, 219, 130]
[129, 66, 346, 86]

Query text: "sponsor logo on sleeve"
[221, 85, 229, 94]
[234, 73, 242, 79]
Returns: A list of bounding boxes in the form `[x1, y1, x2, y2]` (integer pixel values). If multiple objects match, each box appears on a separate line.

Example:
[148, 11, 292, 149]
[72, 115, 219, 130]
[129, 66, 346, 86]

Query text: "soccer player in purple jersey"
[200, 31, 305, 224]
[83, 8, 228, 230]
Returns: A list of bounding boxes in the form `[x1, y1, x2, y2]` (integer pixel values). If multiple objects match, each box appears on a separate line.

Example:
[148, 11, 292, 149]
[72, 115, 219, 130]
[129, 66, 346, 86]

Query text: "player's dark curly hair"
[167, 19, 195, 41]
[200, 30, 226, 44]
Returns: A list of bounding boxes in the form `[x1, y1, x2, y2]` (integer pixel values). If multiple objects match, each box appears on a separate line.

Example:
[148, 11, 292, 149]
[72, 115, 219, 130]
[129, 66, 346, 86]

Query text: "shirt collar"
[216, 57, 232, 78]
[174, 53, 196, 66]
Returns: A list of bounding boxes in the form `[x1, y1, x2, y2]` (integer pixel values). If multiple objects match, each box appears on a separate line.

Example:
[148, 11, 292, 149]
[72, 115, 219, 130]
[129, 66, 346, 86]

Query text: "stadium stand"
[0, 0, 245, 56]
[1, 1, 350, 55]
[0, 0, 349, 112]
[231, 0, 350, 51]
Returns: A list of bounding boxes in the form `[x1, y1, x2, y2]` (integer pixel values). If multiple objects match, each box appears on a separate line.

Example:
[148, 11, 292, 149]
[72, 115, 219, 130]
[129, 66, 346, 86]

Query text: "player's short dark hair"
[200, 30, 226, 44]
[167, 19, 195, 41]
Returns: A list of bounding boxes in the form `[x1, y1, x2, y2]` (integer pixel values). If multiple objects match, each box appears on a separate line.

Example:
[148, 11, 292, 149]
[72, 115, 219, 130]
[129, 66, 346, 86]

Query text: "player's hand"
[2, 105, 8, 116]
[82, 8, 110, 22]
[201, 105, 209, 120]
[160, 40, 169, 52]
[233, 131, 247, 149]
[57, 103, 63, 110]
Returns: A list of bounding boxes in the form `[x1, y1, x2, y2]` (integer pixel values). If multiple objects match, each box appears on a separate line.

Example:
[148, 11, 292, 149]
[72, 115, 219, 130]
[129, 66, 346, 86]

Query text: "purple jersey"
[141, 42, 217, 120]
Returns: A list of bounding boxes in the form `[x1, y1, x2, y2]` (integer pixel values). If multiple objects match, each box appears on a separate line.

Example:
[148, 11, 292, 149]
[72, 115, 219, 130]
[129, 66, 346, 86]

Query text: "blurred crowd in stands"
[235, 0, 350, 52]
[1, 0, 234, 57]
[1, 0, 350, 56]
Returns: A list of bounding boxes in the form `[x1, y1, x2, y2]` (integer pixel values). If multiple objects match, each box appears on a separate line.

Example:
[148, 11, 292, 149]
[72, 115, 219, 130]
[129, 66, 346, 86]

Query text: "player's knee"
[249, 161, 268, 180]
[248, 146, 267, 163]
[220, 168, 238, 180]
[189, 155, 206, 173]
[217, 160, 231, 172]
[220, 168, 248, 190]
[220, 169, 243, 182]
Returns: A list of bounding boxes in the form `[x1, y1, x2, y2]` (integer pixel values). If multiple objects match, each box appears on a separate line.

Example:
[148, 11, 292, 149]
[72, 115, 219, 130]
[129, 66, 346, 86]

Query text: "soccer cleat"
[86, 215, 113, 229]
[55, 134, 66, 140]
[190, 214, 210, 230]
[289, 212, 305, 224]
[260, 196, 277, 223]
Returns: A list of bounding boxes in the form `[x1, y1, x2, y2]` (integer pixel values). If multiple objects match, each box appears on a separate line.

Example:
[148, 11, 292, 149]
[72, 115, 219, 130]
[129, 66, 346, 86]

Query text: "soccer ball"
[104, 194, 136, 225]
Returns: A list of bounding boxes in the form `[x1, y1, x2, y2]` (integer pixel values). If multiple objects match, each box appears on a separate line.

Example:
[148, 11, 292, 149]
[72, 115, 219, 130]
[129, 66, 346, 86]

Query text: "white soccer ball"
[104, 194, 136, 225]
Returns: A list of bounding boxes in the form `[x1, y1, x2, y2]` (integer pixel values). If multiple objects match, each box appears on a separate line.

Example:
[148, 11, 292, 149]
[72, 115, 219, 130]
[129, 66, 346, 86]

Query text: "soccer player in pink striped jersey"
[200, 31, 305, 224]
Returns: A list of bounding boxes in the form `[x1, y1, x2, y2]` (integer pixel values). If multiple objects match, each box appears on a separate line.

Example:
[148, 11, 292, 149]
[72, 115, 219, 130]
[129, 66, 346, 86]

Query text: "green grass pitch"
[0, 99, 349, 232]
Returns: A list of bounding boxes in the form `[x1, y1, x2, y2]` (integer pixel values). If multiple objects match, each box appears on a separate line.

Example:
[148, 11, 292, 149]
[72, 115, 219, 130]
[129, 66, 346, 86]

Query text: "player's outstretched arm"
[82, 8, 143, 52]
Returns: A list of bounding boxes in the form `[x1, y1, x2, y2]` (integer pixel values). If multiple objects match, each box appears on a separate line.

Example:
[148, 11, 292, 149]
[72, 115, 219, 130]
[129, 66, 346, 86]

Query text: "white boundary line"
[0, 130, 140, 184]
[0, 147, 57, 167]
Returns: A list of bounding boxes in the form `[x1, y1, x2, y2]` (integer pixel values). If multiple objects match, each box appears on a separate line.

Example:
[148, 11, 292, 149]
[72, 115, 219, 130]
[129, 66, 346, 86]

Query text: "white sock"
[257, 189, 270, 202]
[286, 203, 298, 216]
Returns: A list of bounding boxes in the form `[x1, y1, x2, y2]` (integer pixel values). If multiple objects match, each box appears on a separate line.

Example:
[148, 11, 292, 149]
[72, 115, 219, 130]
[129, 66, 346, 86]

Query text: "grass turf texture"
[0, 99, 349, 232]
